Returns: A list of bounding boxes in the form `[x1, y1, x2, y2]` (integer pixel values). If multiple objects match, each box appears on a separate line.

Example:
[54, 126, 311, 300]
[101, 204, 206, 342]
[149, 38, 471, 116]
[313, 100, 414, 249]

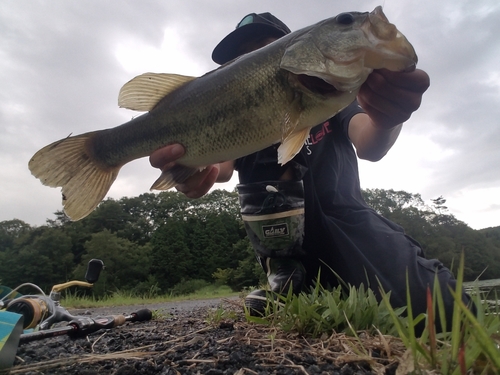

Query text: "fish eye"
[336, 12, 355, 25]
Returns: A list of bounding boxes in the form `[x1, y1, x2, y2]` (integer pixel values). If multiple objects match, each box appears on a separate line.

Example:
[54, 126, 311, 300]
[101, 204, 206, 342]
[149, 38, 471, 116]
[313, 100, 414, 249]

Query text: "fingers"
[176, 164, 220, 199]
[357, 80, 411, 128]
[149, 144, 219, 198]
[375, 68, 430, 92]
[357, 69, 430, 129]
[149, 144, 185, 169]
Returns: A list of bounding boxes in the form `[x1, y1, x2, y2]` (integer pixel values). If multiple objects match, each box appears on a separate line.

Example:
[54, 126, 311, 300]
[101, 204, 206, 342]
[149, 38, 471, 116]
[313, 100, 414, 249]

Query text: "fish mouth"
[296, 74, 340, 96]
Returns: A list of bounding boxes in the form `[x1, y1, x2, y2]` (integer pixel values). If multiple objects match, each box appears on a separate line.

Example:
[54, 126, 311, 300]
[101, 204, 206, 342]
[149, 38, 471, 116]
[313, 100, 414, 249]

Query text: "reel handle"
[85, 259, 105, 284]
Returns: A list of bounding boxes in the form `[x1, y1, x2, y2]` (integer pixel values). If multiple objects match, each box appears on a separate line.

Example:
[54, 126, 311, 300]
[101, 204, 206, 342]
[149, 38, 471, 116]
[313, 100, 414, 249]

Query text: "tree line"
[1, 189, 499, 297]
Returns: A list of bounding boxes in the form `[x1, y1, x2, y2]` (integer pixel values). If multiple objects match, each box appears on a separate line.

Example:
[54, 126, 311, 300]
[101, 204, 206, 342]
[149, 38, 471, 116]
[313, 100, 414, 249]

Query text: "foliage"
[212, 238, 266, 291]
[205, 305, 239, 327]
[130, 275, 161, 298]
[150, 219, 193, 291]
[1, 188, 499, 298]
[0, 225, 73, 290]
[169, 279, 211, 296]
[72, 230, 151, 297]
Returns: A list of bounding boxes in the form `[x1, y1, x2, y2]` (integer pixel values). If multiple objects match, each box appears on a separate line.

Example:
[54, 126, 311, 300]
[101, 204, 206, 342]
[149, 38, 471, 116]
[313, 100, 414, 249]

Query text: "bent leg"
[238, 180, 307, 315]
[303, 208, 473, 333]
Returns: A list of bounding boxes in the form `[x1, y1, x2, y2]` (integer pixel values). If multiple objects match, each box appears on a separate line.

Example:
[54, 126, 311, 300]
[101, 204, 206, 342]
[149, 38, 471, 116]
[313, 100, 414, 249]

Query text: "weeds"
[205, 305, 238, 326]
[245, 253, 500, 374]
[245, 281, 407, 338]
[379, 253, 500, 374]
[150, 309, 171, 320]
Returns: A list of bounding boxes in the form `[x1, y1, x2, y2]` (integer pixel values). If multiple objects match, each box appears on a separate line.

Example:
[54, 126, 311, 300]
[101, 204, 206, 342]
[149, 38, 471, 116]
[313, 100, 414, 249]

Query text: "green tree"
[431, 195, 448, 215]
[213, 237, 265, 291]
[362, 188, 428, 217]
[85, 199, 130, 234]
[203, 213, 242, 272]
[0, 227, 72, 290]
[150, 220, 192, 290]
[119, 193, 160, 245]
[74, 230, 151, 296]
[0, 219, 32, 251]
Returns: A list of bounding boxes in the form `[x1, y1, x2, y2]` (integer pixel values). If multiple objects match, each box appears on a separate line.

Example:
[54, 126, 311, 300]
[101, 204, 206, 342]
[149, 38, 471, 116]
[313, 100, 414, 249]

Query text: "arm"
[348, 113, 403, 161]
[149, 145, 234, 198]
[349, 68, 430, 161]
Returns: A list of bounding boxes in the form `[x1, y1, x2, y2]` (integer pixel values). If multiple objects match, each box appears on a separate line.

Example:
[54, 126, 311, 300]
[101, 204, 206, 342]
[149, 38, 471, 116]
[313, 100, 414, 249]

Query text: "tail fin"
[28, 132, 120, 221]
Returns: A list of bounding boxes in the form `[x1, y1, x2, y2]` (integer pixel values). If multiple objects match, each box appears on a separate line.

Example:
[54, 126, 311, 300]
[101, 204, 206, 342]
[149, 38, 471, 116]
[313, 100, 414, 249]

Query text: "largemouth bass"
[29, 6, 417, 221]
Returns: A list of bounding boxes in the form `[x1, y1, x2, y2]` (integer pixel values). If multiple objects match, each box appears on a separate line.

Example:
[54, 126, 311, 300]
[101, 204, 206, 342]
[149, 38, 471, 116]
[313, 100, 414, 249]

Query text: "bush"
[169, 279, 210, 296]
[212, 268, 234, 286]
[131, 275, 161, 298]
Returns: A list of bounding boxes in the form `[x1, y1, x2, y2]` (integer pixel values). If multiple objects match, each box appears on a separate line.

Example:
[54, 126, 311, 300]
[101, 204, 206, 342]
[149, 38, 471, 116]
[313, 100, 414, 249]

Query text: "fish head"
[280, 6, 417, 93]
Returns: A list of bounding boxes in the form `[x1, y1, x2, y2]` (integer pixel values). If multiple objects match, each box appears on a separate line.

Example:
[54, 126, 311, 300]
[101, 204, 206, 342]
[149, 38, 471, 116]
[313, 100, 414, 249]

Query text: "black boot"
[245, 257, 306, 315]
[237, 181, 306, 316]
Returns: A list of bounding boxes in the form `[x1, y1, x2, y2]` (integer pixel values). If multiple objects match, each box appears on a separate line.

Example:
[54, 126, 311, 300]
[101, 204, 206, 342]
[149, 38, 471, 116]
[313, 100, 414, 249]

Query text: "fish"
[29, 6, 417, 221]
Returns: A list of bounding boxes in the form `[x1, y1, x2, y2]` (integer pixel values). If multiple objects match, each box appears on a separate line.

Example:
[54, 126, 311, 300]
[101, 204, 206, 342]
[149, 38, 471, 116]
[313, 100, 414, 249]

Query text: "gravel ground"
[8, 297, 404, 374]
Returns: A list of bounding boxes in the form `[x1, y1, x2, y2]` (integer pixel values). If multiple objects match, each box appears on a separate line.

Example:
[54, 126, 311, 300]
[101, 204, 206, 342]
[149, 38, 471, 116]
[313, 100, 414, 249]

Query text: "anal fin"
[150, 164, 203, 191]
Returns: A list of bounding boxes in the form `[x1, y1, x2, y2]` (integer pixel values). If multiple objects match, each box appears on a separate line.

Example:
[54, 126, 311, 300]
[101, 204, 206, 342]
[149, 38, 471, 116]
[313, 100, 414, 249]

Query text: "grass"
[245, 281, 407, 338]
[60, 284, 239, 309]
[242, 253, 500, 374]
[379, 254, 500, 374]
[205, 304, 239, 326]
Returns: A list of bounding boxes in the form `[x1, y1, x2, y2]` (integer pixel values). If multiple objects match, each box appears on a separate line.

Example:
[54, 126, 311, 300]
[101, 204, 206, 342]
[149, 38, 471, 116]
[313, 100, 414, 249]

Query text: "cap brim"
[212, 23, 287, 65]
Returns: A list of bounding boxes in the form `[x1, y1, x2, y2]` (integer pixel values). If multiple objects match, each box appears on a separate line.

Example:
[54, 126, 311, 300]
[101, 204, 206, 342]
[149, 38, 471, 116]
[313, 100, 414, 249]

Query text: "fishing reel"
[2, 259, 104, 330]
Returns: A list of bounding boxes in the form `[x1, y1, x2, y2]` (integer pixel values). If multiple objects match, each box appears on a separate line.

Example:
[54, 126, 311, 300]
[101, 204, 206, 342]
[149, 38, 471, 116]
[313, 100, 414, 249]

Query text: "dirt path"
[9, 297, 392, 374]
[68, 296, 233, 317]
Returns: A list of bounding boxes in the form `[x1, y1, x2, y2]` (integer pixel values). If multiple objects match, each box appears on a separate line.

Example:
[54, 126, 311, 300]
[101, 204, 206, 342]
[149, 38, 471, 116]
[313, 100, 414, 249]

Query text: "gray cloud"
[1, 0, 499, 229]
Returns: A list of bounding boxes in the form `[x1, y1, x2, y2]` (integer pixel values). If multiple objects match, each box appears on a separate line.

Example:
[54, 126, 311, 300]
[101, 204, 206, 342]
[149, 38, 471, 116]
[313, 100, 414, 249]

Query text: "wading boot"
[237, 180, 306, 316]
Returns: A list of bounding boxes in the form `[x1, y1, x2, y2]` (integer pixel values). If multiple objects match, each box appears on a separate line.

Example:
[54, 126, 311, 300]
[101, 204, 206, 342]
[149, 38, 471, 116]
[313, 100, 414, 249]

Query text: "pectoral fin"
[118, 73, 197, 111]
[277, 127, 310, 165]
[277, 92, 308, 165]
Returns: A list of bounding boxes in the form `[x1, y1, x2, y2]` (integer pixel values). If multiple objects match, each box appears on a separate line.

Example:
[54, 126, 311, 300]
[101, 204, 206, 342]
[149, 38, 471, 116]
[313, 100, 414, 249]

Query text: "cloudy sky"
[1, 0, 499, 230]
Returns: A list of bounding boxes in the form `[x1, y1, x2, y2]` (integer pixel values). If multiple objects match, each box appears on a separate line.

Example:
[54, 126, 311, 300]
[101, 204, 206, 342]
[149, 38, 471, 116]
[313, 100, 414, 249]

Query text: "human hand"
[357, 68, 430, 130]
[149, 144, 220, 198]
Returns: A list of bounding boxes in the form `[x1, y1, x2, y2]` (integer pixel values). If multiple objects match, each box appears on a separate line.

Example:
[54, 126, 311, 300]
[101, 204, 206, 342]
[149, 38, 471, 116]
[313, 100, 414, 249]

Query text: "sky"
[1, 0, 499, 230]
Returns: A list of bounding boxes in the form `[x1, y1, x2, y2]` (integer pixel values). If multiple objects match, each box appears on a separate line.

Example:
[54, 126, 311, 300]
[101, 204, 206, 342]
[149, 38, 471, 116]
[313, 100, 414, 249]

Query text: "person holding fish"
[29, 8, 472, 333]
[149, 11, 472, 331]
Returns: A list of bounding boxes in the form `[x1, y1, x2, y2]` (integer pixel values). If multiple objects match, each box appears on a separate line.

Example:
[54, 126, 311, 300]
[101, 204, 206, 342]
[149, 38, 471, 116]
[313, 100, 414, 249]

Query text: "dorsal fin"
[118, 73, 197, 111]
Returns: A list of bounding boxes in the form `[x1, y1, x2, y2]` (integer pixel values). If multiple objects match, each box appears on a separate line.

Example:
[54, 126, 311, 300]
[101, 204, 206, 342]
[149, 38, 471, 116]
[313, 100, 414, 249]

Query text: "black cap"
[212, 12, 291, 65]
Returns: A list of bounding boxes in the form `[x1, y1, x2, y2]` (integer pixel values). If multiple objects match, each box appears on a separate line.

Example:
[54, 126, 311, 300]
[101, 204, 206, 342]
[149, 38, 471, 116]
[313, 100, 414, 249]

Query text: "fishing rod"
[1, 259, 152, 343]
[1, 259, 105, 330]
[19, 308, 152, 344]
